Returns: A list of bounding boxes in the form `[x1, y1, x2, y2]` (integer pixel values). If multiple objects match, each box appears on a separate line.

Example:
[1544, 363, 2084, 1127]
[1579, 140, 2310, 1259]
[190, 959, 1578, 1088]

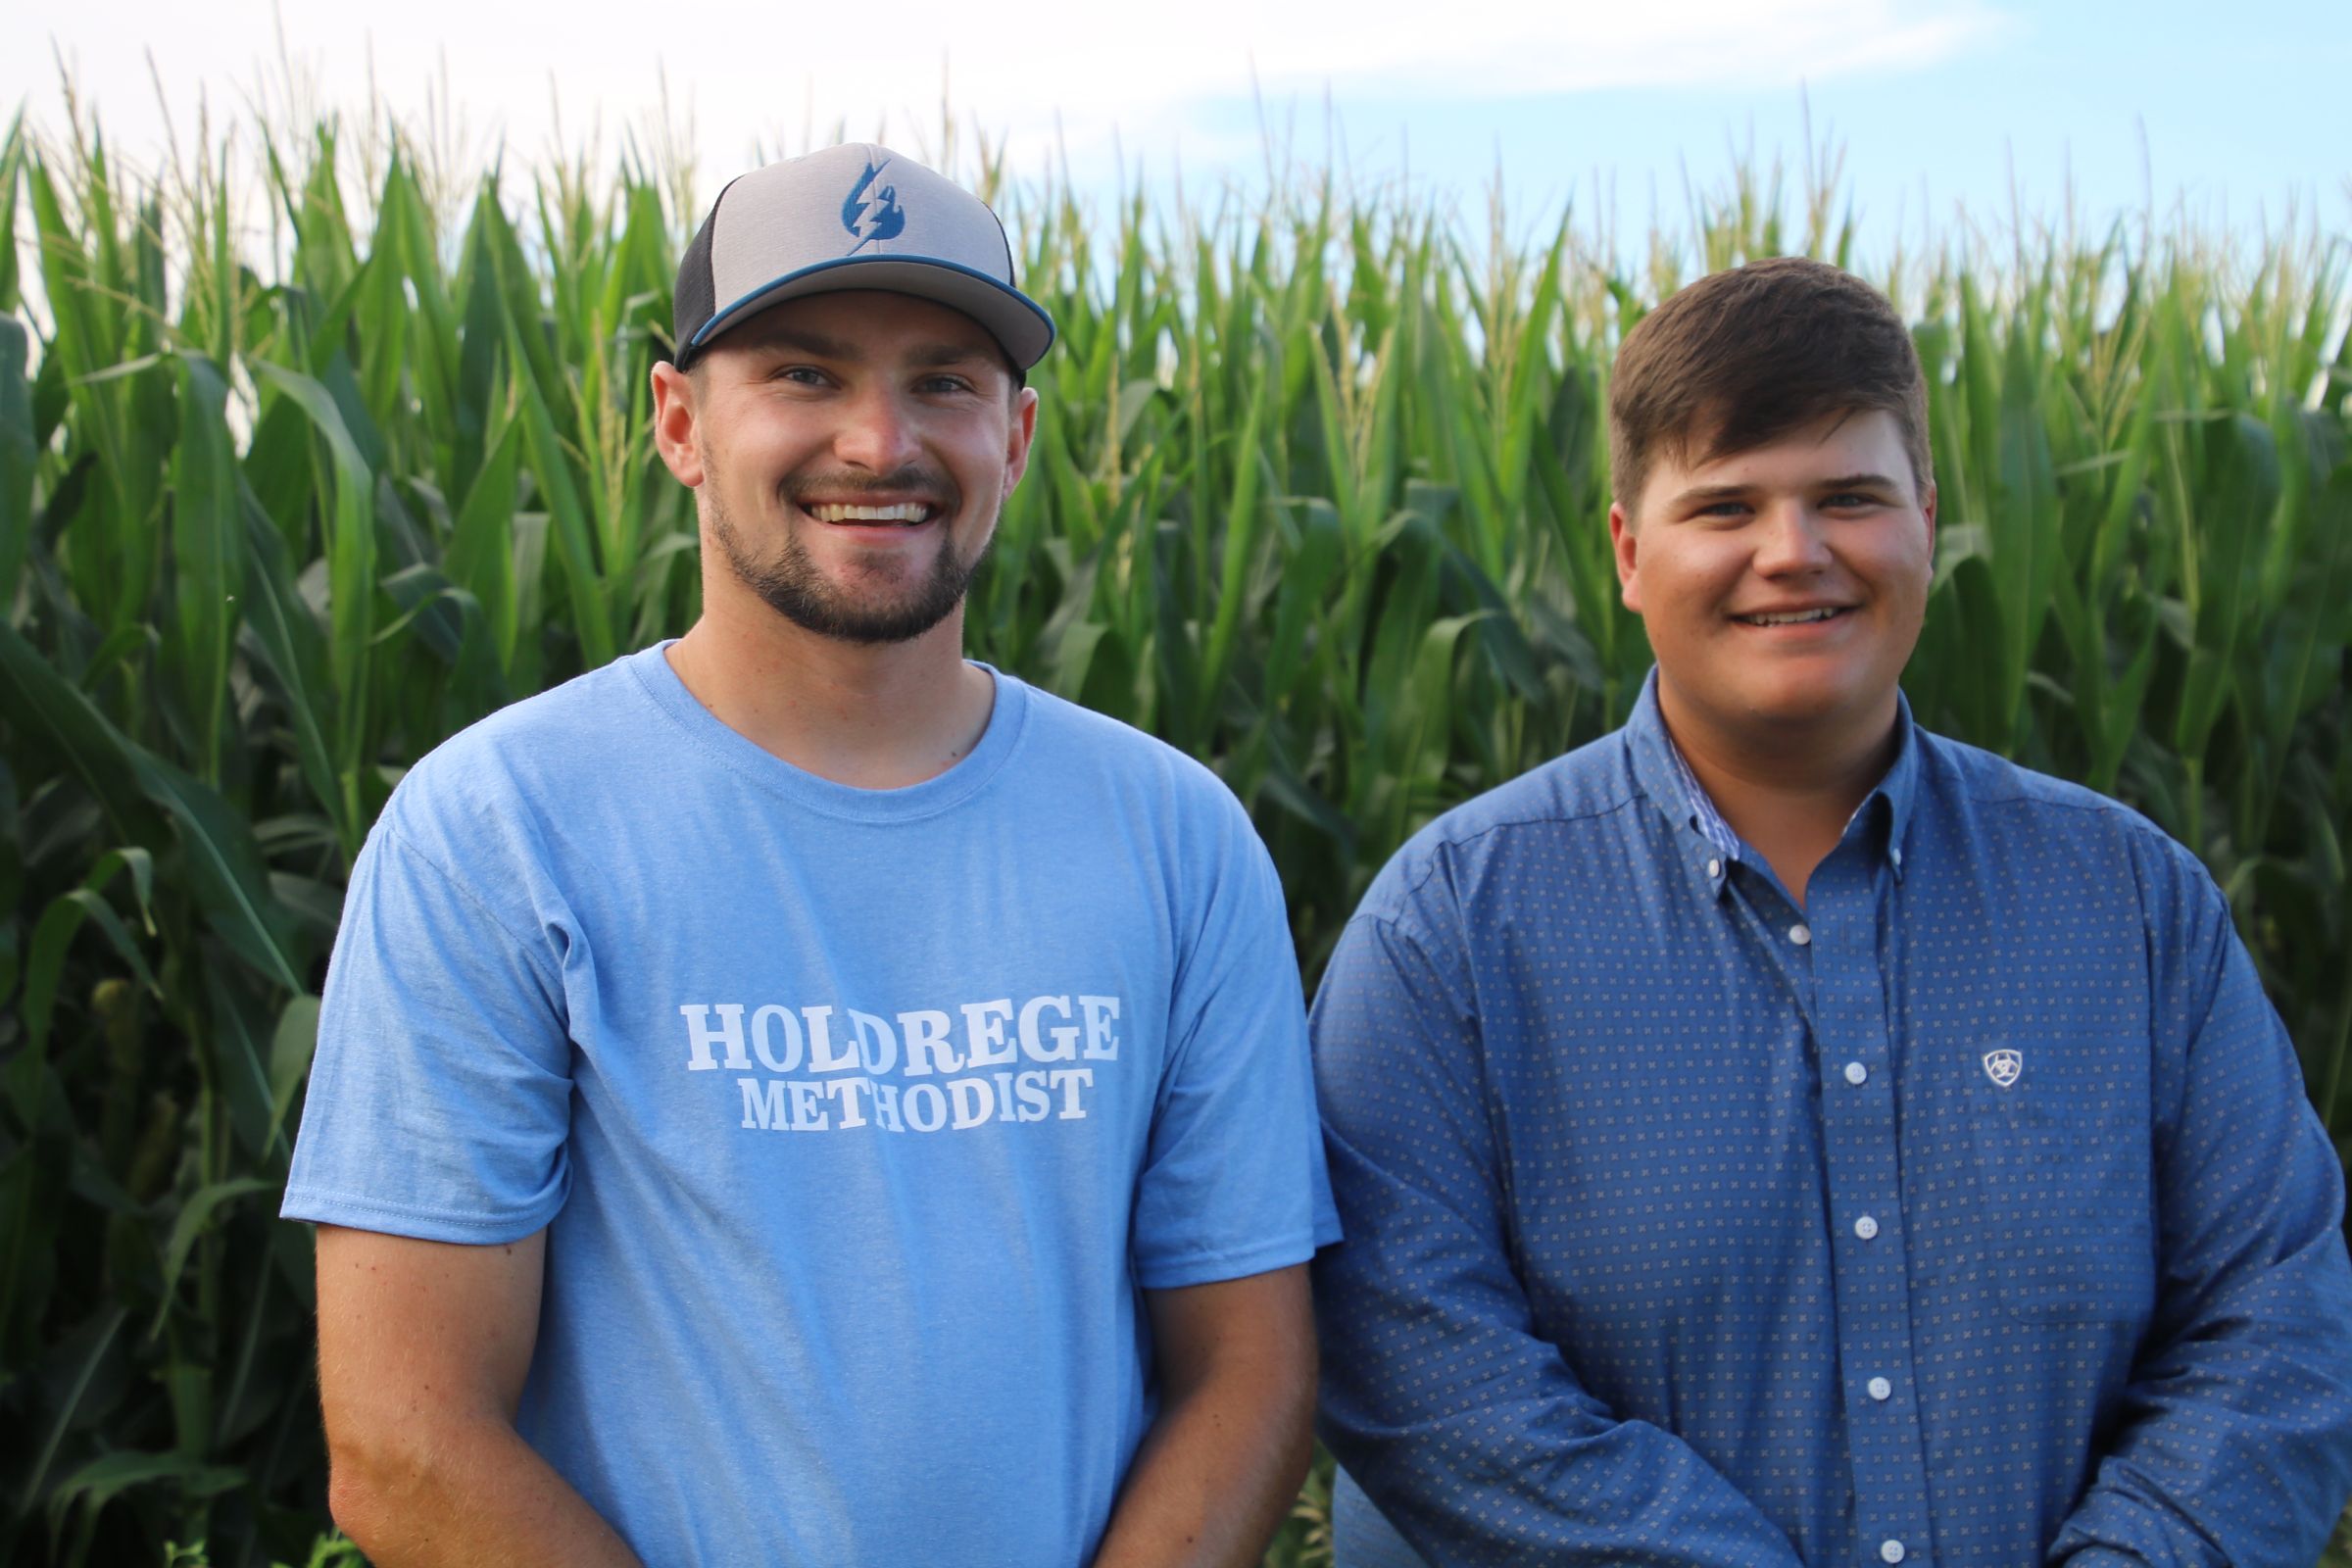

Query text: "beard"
[703, 465, 994, 646]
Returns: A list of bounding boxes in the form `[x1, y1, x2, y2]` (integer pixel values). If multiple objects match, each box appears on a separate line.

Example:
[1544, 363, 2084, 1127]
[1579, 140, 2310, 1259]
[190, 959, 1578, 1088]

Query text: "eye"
[1823, 491, 1885, 511]
[916, 372, 978, 396]
[767, 364, 828, 387]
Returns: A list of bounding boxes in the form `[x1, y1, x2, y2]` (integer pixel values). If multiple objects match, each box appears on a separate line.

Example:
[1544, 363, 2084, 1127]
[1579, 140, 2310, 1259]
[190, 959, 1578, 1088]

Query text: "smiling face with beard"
[701, 458, 996, 645]
[676, 289, 1036, 652]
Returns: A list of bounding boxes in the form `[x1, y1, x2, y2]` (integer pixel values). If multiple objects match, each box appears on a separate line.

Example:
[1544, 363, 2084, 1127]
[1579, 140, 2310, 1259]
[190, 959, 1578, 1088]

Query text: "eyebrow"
[907, 342, 998, 369]
[1670, 483, 1754, 507]
[745, 323, 858, 360]
[739, 324, 998, 369]
[1666, 472, 1904, 508]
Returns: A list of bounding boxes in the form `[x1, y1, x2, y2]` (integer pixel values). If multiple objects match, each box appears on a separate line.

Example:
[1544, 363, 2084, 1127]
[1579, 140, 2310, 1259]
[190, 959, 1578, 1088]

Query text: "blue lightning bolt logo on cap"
[840, 158, 907, 253]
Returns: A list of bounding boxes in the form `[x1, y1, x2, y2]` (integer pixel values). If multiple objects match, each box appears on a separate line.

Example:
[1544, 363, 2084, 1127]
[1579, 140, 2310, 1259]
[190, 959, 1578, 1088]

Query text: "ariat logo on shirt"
[1983, 1048, 2023, 1089]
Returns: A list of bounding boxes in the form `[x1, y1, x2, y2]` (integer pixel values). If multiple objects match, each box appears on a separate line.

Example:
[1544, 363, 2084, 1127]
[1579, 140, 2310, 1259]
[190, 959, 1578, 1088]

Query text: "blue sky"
[1202, 1, 2348, 260]
[4, 1, 2344, 257]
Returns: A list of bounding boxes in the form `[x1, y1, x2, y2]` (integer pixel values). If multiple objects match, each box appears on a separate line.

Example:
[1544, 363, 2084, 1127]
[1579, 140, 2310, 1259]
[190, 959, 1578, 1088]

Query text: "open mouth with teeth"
[1734, 607, 1852, 626]
[806, 502, 940, 527]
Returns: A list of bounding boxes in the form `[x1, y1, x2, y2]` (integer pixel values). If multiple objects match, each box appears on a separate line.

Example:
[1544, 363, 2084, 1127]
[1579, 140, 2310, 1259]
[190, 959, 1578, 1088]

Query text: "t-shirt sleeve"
[1128, 796, 1340, 1290]
[280, 809, 574, 1245]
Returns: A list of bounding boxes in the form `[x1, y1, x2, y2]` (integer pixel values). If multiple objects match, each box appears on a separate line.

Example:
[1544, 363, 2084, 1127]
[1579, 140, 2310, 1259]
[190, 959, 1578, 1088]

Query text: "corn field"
[0, 97, 2347, 1566]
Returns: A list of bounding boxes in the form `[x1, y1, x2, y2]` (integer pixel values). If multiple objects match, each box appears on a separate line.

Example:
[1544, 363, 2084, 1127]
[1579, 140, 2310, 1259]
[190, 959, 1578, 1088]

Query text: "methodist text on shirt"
[678, 994, 1124, 1134]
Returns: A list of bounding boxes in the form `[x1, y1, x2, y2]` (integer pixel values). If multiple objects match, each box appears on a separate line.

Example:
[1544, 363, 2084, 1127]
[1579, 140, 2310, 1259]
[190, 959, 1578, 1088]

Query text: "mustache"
[783, 467, 960, 508]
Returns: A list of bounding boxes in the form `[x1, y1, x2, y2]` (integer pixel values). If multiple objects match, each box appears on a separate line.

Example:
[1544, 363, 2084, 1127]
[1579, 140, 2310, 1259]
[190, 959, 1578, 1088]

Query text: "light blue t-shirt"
[283, 644, 1339, 1565]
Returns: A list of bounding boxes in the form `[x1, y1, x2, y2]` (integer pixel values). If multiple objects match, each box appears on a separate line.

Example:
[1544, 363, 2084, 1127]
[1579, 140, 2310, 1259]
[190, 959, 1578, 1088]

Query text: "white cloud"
[5, 0, 2003, 189]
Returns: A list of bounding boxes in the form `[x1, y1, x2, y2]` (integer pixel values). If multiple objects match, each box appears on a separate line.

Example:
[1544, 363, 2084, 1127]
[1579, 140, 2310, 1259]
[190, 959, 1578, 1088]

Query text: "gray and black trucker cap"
[671, 143, 1055, 371]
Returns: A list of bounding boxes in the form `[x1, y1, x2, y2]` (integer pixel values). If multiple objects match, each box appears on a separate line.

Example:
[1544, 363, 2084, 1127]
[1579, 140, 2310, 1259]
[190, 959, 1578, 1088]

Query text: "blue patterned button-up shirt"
[1310, 674, 2352, 1566]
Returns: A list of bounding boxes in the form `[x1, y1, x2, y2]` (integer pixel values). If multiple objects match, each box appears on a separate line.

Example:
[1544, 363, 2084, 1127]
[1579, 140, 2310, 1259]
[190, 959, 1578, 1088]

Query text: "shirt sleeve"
[279, 812, 574, 1244]
[1128, 796, 1341, 1290]
[2049, 849, 2352, 1564]
[1310, 898, 1807, 1567]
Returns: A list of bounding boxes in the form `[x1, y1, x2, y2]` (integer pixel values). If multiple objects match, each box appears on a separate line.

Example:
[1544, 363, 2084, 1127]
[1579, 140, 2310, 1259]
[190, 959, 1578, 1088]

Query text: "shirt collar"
[1624, 667, 1922, 895]
[1869, 695, 1920, 879]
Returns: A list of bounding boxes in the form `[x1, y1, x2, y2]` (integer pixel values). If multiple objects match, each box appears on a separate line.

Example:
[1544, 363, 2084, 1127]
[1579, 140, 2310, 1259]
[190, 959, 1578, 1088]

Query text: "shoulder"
[1004, 675, 1258, 832]
[1350, 729, 1642, 936]
[1913, 728, 2219, 905]
[371, 652, 662, 868]
[1007, 676, 1218, 783]
[1917, 729, 2183, 854]
[999, 678, 1296, 972]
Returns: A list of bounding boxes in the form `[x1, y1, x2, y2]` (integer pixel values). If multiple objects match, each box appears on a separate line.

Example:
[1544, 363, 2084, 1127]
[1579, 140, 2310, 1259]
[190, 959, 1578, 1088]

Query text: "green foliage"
[2325, 1498, 2352, 1568]
[0, 101, 2346, 1563]
[163, 1530, 364, 1567]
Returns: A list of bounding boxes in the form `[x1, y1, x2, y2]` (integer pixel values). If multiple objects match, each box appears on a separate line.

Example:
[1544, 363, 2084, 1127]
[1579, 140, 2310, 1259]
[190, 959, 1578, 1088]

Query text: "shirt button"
[1788, 924, 1812, 946]
[1706, 858, 1722, 878]
[1881, 1541, 1906, 1564]
[1854, 1214, 1880, 1240]
[1843, 1061, 1868, 1086]
[1868, 1376, 1892, 1401]
[1891, 847, 1904, 868]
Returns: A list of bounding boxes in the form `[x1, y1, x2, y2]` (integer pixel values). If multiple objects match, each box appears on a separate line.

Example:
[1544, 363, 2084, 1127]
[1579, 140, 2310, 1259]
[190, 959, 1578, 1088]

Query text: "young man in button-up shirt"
[1311, 256, 2352, 1566]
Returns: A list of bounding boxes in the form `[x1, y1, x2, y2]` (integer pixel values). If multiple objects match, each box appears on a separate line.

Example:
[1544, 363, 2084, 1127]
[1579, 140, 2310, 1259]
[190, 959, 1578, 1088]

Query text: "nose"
[832, 384, 924, 473]
[1751, 499, 1834, 576]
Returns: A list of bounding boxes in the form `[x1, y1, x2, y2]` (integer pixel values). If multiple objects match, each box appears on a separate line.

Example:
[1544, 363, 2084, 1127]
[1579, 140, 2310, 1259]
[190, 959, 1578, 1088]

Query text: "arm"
[1312, 909, 1804, 1567]
[2048, 870, 2352, 1565]
[1096, 793, 1333, 1563]
[317, 1225, 640, 1568]
[1092, 1266, 1318, 1568]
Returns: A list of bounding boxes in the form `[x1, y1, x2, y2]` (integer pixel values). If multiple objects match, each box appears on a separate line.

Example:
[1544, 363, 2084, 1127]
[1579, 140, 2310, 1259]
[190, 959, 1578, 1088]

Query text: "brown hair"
[1607, 256, 1931, 516]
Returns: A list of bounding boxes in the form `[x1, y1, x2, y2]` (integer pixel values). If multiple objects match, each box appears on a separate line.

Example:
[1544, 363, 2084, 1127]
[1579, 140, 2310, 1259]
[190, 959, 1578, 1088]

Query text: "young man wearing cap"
[284, 144, 1336, 1566]
[1310, 257, 2352, 1565]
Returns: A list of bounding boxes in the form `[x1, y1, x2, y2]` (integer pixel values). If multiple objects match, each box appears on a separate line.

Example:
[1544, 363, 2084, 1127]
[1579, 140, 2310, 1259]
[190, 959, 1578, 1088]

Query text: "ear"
[651, 362, 706, 487]
[1001, 384, 1040, 495]
[1608, 500, 1643, 613]
[1919, 478, 1937, 559]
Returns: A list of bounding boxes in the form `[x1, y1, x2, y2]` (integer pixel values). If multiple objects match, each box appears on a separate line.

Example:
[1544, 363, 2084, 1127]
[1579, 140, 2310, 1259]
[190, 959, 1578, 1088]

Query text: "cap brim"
[686, 254, 1055, 370]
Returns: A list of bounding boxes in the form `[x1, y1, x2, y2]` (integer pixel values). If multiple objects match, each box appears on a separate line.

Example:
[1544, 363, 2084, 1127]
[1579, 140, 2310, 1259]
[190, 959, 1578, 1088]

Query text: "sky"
[4, 0, 2346, 261]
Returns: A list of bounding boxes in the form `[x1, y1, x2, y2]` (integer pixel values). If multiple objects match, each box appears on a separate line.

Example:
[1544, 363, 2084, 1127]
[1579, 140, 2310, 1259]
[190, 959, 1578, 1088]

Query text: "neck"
[666, 582, 995, 791]
[1656, 676, 1901, 909]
